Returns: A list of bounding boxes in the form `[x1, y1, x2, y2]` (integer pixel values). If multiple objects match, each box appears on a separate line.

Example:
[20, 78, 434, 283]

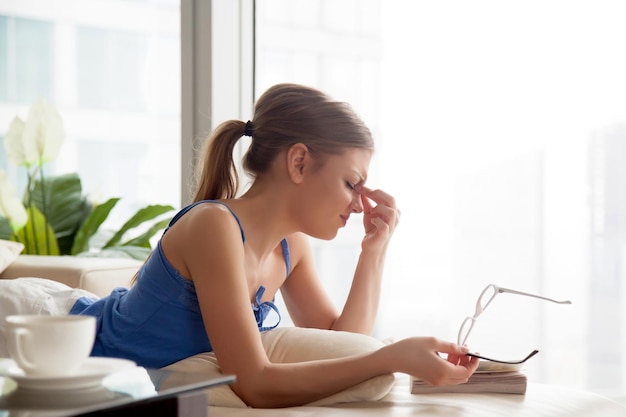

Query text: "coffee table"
[0, 361, 235, 417]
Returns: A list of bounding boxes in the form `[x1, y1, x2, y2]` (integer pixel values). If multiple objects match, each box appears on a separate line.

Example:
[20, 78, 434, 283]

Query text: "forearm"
[233, 349, 391, 408]
[331, 247, 387, 334]
[232, 336, 479, 408]
[328, 185, 398, 334]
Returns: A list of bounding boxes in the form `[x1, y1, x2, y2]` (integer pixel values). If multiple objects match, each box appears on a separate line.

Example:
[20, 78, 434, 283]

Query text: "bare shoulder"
[161, 202, 244, 279]
[172, 202, 241, 238]
[283, 232, 314, 269]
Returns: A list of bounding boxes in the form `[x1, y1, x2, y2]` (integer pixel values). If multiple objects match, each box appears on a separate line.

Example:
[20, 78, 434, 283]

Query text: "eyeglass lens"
[475, 284, 498, 315]
[458, 285, 498, 345]
[459, 284, 571, 362]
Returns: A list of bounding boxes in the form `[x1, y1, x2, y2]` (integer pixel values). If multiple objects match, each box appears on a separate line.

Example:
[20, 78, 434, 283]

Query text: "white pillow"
[161, 326, 395, 407]
[0, 240, 24, 274]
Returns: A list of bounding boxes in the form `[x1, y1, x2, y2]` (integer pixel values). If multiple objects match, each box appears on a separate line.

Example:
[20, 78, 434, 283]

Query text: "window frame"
[180, 0, 254, 206]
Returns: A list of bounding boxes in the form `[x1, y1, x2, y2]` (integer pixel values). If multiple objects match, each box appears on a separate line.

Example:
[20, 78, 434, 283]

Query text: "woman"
[6, 83, 479, 407]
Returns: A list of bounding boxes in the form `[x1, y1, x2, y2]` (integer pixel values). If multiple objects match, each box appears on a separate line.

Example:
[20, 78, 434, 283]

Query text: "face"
[292, 147, 372, 240]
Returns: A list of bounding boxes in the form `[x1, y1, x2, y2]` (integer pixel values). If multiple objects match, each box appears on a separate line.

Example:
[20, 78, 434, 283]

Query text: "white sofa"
[0, 255, 142, 297]
[2, 255, 625, 416]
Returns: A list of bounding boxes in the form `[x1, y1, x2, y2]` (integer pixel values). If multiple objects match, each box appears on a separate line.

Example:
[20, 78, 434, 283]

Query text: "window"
[255, 0, 626, 401]
[0, 16, 53, 103]
[0, 0, 180, 229]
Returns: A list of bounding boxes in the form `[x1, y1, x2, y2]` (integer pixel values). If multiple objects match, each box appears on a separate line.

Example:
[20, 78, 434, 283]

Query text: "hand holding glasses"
[458, 284, 572, 364]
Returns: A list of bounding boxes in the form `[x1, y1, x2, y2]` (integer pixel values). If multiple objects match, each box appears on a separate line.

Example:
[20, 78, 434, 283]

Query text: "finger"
[358, 187, 400, 227]
[369, 204, 398, 224]
[446, 359, 479, 383]
[361, 192, 374, 214]
[434, 340, 470, 356]
[357, 186, 397, 209]
[369, 216, 389, 231]
[449, 353, 475, 367]
[460, 355, 480, 370]
[446, 353, 462, 365]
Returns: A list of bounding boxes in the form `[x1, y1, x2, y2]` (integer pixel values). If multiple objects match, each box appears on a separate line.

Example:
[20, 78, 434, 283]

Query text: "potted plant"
[0, 99, 174, 260]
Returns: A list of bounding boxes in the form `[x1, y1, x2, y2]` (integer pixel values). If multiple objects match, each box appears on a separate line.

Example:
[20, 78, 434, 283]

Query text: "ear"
[286, 143, 310, 184]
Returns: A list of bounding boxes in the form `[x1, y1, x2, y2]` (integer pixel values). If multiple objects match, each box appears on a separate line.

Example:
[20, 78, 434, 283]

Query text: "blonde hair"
[192, 83, 374, 201]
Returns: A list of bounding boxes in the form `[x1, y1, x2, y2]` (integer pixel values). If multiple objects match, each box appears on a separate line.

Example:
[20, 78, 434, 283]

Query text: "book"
[410, 371, 528, 395]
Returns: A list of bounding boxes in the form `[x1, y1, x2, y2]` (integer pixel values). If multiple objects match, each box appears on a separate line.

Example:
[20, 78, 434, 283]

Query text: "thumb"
[435, 340, 469, 355]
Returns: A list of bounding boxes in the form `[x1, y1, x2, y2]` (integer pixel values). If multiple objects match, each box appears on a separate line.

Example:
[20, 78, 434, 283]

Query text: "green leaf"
[0, 217, 12, 240]
[27, 172, 90, 239]
[71, 198, 120, 255]
[121, 218, 171, 248]
[57, 200, 92, 255]
[103, 205, 174, 249]
[14, 205, 59, 255]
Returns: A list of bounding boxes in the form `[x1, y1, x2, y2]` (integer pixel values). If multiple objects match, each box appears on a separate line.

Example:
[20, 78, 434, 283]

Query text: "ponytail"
[193, 120, 246, 201]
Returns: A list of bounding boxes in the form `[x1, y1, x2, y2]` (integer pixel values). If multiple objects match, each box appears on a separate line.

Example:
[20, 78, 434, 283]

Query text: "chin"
[308, 228, 339, 241]
[328, 227, 342, 239]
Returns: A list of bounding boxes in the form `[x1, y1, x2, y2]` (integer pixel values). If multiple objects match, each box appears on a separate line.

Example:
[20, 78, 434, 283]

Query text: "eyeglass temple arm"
[467, 349, 540, 364]
[497, 286, 572, 304]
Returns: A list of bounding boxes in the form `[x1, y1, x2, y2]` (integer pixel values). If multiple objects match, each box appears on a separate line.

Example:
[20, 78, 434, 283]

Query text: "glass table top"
[0, 358, 235, 417]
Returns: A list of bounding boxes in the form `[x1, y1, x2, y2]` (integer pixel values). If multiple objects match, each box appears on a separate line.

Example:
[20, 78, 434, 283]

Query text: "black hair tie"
[244, 120, 254, 137]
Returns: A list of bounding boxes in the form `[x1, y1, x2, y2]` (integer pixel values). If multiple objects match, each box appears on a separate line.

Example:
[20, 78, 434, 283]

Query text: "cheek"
[300, 188, 347, 223]
[341, 188, 357, 206]
[325, 186, 352, 207]
[300, 177, 353, 212]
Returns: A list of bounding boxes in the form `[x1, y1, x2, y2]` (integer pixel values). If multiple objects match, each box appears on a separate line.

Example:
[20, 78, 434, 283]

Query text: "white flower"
[4, 98, 65, 167]
[0, 169, 28, 232]
[4, 116, 27, 166]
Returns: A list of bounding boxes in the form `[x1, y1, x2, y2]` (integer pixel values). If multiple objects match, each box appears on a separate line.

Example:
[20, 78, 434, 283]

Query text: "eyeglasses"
[458, 284, 572, 364]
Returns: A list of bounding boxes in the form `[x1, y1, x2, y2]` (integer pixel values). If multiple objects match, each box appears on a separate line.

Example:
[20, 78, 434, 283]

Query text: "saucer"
[0, 357, 136, 391]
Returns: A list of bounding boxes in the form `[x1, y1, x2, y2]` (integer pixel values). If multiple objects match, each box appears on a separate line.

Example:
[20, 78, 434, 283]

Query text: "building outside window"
[0, 0, 181, 230]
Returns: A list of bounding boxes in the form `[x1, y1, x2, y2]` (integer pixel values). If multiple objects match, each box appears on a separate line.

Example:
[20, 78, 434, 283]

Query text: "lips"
[340, 214, 350, 226]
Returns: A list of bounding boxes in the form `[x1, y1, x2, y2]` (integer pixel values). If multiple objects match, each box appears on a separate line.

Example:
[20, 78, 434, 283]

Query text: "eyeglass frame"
[457, 283, 572, 349]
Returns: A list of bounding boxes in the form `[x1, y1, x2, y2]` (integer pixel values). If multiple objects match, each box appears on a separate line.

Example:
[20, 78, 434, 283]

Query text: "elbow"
[231, 382, 264, 408]
[231, 381, 285, 409]
[328, 319, 373, 335]
[232, 378, 317, 408]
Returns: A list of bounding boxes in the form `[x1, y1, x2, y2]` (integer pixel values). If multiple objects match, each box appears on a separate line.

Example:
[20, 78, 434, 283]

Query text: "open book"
[410, 361, 528, 395]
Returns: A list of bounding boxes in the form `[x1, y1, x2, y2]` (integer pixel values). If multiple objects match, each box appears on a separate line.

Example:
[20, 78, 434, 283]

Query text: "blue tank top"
[69, 200, 290, 368]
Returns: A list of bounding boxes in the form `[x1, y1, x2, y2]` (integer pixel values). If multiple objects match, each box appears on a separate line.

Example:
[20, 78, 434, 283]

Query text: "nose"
[351, 193, 364, 213]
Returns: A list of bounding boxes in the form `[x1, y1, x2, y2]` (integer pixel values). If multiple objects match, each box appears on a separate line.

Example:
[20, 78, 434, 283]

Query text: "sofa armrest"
[0, 255, 143, 297]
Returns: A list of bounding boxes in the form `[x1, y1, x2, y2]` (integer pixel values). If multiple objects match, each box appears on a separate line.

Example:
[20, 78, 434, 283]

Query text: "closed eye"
[346, 181, 356, 191]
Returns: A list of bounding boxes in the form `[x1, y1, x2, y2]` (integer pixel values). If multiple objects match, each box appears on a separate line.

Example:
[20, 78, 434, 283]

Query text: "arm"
[333, 186, 400, 333]
[168, 205, 476, 408]
[283, 186, 399, 334]
[279, 233, 342, 329]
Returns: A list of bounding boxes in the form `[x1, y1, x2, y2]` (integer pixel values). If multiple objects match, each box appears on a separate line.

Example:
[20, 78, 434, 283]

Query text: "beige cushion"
[0, 240, 24, 274]
[162, 326, 395, 407]
[0, 255, 142, 297]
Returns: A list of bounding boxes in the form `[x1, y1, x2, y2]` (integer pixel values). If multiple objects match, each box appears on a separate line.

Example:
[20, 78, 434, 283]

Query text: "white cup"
[5, 315, 96, 377]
